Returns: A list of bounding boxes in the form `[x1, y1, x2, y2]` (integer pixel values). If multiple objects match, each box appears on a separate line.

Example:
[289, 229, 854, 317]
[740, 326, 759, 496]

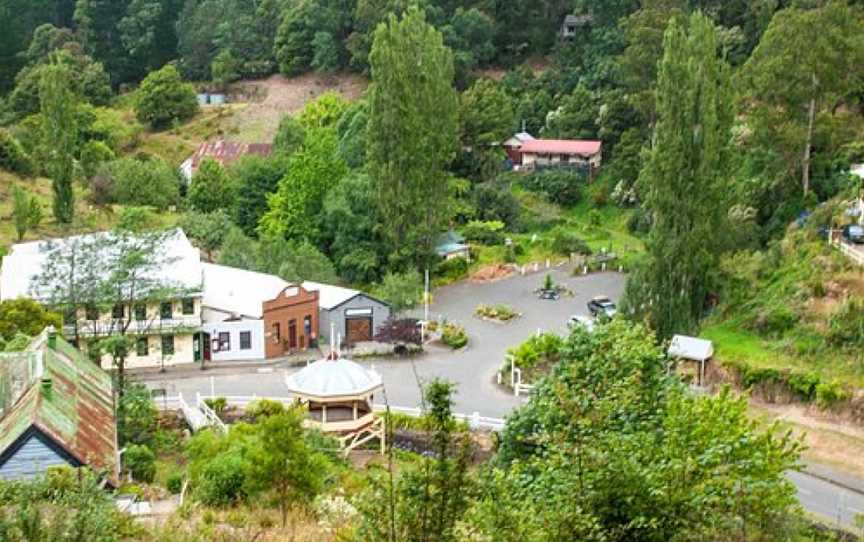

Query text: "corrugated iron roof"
[188, 140, 273, 172]
[520, 139, 602, 156]
[0, 332, 117, 485]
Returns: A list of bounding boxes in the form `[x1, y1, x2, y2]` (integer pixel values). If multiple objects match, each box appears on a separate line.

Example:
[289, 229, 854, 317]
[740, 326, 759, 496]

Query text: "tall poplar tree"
[367, 7, 458, 268]
[40, 60, 78, 225]
[628, 11, 733, 340]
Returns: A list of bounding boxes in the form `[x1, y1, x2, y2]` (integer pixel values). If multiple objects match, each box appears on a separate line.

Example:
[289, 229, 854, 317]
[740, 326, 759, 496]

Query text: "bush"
[750, 305, 798, 337]
[441, 323, 468, 349]
[471, 183, 521, 227]
[204, 397, 227, 414]
[0, 129, 33, 176]
[118, 383, 157, 447]
[519, 170, 583, 206]
[827, 298, 864, 348]
[507, 332, 563, 372]
[475, 304, 518, 321]
[627, 207, 652, 234]
[462, 220, 504, 245]
[79, 140, 115, 179]
[378, 270, 423, 314]
[166, 472, 184, 494]
[196, 453, 247, 506]
[815, 381, 851, 409]
[246, 399, 286, 420]
[124, 444, 156, 483]
[101, 157, 181, 210]
[135, 64, 199, 129]
[435, 256, 469, 281]
[550, 228, 591, 256]
[374, 318, 422, 345]
[788, 371, 820, 401]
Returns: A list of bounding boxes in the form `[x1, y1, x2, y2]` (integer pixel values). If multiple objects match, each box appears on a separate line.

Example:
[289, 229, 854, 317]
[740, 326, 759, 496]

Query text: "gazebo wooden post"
[322, 404, 327, 424]
[353, 402, 358, 420]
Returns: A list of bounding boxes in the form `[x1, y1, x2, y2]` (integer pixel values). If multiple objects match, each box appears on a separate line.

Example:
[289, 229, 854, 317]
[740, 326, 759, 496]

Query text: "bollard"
[619, 265, 623, 273]
[545, 258, 550, 269]
[534, 262, 539, 272]
[602, 262, 606, 271]
[583, 266, 588, 275]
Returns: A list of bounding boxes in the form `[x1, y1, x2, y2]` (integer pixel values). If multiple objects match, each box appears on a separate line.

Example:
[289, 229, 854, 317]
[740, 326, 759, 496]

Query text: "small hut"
[285, 354, 385, 454]
[668, 335, 714, 387]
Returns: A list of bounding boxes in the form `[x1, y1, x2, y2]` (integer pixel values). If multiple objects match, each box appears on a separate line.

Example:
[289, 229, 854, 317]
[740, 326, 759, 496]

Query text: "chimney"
[46, 326, 57, 350]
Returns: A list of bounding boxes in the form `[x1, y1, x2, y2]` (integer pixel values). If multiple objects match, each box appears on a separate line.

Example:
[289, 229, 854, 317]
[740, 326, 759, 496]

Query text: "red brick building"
[262, 285, 319, 359]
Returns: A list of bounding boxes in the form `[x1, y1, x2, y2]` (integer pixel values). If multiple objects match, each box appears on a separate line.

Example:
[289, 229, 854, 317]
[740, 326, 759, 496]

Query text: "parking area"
[152, 269, 626, 418]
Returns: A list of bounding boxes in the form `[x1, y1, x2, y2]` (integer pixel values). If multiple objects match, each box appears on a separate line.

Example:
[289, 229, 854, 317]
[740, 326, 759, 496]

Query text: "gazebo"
[668, 335, 714, 387]
[285, 355, 385, 454]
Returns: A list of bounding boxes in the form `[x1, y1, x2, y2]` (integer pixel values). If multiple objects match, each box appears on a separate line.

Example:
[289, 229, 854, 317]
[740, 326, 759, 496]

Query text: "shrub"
[441, 323, 468, 349]
[196, 453, 247, 506]
[101, 157, 181, 210]
[0, 129, 33, 176]
[118, 383, 157, 447]
[519, 170, 583, 206]
[135, 64, 199, 129]
[788, 371, 820, 401]
[166, 472, 184, 494]
[550, 228, 591, 256]
[246, 399, 285, 420]
[204, 397, 227, 414]
[815, 380, 850, 409]
[462, 220, 504, 245]
[435, 256, 469, 281]
[750, 305, 798, 337]
[124, 444, 156, 483]
[471, 183, 521, 227]
[377, 270, 423, 314]
[627, 207, 652, 233]
[374, 318, 422, 345]
[827, 298, 864, 348]
[475, 304, 518, 321]
[507, 332, 563, 372]
[79, 140, 115, 179]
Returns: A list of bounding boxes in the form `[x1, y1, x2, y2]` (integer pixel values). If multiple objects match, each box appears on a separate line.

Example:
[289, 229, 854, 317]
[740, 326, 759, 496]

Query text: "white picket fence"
[829, 230, 864, 266]
[155, 394, 505, 432]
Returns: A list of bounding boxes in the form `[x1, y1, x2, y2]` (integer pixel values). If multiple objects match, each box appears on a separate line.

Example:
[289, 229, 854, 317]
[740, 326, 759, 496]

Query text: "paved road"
[147, 268, 626, 416]
[141, 268, 864, 531]
[789, 470, 864, 530]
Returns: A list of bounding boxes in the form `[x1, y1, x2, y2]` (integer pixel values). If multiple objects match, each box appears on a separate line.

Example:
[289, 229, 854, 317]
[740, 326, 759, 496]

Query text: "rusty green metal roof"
[0, 332, 117, 484]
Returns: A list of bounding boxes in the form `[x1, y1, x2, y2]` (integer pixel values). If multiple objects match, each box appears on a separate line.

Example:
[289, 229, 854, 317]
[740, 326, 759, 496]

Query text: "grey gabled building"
[303, 281, 391, 345]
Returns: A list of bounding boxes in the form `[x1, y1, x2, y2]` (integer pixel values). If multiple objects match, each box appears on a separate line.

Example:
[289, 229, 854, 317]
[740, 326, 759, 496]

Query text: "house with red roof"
[180, 139, 273, 182]
[519, 138, 603, 176]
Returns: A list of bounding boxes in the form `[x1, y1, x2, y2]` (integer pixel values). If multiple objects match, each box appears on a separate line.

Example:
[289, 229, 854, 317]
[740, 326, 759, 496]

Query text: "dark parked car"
[587, 296, 617, 318]
[842, 224, 864, 244]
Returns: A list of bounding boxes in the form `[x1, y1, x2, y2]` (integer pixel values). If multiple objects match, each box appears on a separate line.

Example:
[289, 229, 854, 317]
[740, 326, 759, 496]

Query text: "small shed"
[502, 131, 535, 165]
[0, 328, 118, 486]
[285, 355, 385, 454]
[668, 335, 714, 386]
[435, 230, 471, 261]
[303, 281, 391, 345]
[561, 14, 593, 38]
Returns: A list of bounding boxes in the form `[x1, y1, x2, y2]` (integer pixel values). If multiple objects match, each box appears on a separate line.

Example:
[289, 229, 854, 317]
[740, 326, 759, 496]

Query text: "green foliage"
[79, 140, 115, 179]
[311, 31, 340, 74]
[245, 398, 285, 420]
[118, 382, 158, 447]
[475, 304, 518, 322]
[0, 129, 33, 176]
[435, 256, 468, 281]
[335, 100, 369, 168]
[0, 468, 136, 541]
[461, 220, 503, 245]
[211, 48, 241, 88]
[228, 154, 289, 237]
[166, 472, 184, 494]
[204, 396, 228, 414]
[0, 299, 61, 342]
[259, 128, 347, 241]
[275, 240, 339, 284]
[40, 60, 77, 225]
[441, 322, 468, 349]
[124, 444, 156, 483]
[470, 182, 521, 228]
[377, 270, 422, 314]
[274, 0, 349, 76]
[507, 332, 563, 374]
[544, 84, 598, 139]
[11, 185, 42, 242]
[827, 298, 864, 349]
[494, 320, 801, 540]
[179, 210, 234, 261]
[298, 91, 349, 130]
[98, 157, 181, 210]
[459, 78, 514, 179]
[272, 115, 306, 156]
[134, 64, 199, 129]
[628, 12, 733, 340]
[196, 450, 249, 506]
[368, 8, 459, 266]
[549, 228, 591, 256]
[519, 170, 583, 206]
[188, 158, 235, 213]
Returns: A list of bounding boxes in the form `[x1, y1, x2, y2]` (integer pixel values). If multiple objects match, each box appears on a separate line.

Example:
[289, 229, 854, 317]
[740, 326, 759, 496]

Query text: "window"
[160, 302, 172, 320]
[182, 298, 194, 315]
[85, 305, 99, 321]
[218, 332, 230, 351]
[112, 304, 125, 319]
[134, 304, 147, 321]
[161, 335, 175, 355]
[136, 337, 149, 356]
[272, 322, 281, 341]
[240, 331, 251, 350]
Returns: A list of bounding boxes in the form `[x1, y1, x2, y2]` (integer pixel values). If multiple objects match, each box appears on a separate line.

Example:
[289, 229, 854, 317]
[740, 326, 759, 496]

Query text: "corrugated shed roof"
[0, 229, 203, 301]
[668, 335, 714, 361]
[202, 263, 288, 318]
[302, 281, 362, 310]
[188, 140, 273, 172]
[0, 332, 117, 485]
[520, 139, 602, 156]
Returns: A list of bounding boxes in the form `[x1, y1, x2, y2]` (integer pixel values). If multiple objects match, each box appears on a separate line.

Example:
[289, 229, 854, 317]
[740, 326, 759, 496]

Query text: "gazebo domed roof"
[285, 358, 383, 400]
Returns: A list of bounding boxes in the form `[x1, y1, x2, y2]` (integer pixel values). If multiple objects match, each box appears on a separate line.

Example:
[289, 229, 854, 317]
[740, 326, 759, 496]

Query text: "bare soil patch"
[470, 264, 516, 282]
[224, 72, 368, 142]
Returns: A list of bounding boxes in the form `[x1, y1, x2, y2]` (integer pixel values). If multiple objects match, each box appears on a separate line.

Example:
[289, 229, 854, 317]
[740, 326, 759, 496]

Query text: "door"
[288, 320, 297, 349]
[203, 332, 211, 361]
[346, 318, 372, 343]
